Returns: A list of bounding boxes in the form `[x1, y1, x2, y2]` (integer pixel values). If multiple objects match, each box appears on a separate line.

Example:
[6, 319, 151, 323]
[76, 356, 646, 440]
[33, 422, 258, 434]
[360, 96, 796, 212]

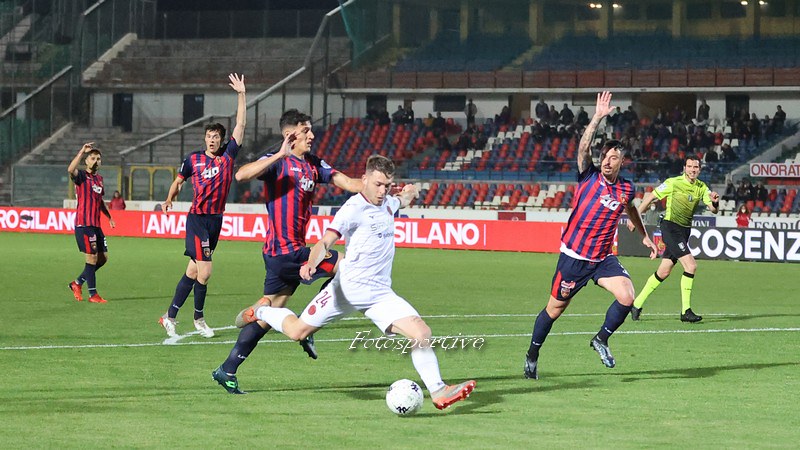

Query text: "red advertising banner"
[0, 207, 564, 253]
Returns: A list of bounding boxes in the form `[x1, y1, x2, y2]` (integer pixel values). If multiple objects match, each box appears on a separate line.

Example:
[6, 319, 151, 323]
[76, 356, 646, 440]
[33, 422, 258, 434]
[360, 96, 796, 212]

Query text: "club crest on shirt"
[560, 280, 576, 298]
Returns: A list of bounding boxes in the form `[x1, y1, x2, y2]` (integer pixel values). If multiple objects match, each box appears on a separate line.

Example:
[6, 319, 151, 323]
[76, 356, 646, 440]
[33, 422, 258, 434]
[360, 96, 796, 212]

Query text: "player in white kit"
[247, 154, 476, 410]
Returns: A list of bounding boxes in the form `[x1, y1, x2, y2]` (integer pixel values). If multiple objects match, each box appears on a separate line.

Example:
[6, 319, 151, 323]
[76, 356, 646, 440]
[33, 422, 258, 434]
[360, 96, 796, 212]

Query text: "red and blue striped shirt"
[178, 138, 240, 215]
[561, 164, 635, 261]
[72, 170, 105, 227]
[259, 153, 336, 256]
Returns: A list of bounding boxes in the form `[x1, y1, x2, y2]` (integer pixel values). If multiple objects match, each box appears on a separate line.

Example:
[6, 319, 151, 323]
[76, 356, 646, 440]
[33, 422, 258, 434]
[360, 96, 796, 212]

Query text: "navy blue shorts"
[550, 253, 630, 301]
[184, 213, 223, 261]
[75, 226, 107, 254]
[263, 247, 339, 296]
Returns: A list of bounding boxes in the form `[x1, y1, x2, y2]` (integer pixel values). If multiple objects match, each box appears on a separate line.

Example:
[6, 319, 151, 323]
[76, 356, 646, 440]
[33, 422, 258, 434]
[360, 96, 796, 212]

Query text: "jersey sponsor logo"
[201, 166, 220, 179]
[91, 184, 103, 194]
[299, 175, 315, 192]
[290, 167, 302, 172]
[560, 280, 576, 299]
[599, 194, 621, 211]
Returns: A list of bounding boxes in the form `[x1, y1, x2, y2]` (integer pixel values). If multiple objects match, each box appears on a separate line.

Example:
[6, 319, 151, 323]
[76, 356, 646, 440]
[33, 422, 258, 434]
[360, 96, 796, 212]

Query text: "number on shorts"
[315, 290, 332, 308]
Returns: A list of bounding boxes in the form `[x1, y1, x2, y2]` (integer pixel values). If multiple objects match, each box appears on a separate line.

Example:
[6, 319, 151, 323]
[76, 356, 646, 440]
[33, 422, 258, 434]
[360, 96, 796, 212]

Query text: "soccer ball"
[385, 379, 424, 416]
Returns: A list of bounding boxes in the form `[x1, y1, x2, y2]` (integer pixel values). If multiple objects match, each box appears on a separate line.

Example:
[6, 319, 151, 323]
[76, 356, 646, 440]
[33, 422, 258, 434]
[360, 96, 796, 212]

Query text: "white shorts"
[299, 276, 419, 334]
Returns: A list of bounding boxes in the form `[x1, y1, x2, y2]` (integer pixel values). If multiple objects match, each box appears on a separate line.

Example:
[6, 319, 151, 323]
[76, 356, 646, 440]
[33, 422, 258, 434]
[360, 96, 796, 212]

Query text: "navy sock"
[168, 274, 195, 319]
[76, 274, 86, 285]
[596, 300, 632, 343]
[221, 322, 270, 374]
[527, 309, 556, 360]
[84, 263, 97, 296]
[193, 281, 208, 320]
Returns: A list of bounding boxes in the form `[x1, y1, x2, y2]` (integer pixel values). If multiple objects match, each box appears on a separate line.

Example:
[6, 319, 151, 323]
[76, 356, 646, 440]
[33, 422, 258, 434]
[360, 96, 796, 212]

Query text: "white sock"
[255, 306, 294, 333]
[411, 346, 445, 393]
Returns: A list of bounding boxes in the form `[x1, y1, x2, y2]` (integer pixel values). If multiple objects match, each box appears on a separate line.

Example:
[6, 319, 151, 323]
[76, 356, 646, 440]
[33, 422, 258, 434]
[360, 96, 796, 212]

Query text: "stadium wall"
[88, 89, 800, 131]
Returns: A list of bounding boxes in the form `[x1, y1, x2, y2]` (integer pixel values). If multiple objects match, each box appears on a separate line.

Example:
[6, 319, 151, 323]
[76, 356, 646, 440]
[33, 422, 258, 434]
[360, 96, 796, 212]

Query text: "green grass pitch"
[1, 232, 798, 448]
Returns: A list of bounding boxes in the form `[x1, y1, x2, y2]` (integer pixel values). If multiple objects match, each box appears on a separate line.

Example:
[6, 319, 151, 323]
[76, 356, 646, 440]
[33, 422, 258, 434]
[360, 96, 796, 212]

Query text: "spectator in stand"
[403, 105, 415, 125]
[773, 105, 786, 131]
[576, 106, 589, 127]
[755, 182, 768, 203]
[377, 107, 390, 126]
[607, 106, 622, 129]
[548, 105, 559, 125]
[559, 103, 574, 125]
[391, 105, 405, 124]
[432, 112, 446, 135]
[623, 106, 638, 125]
[736, 204, 751, 228]
[761, 115, 773, 136]
[423, 113, 434, 128]
[465, 98, 477, 127]
[108, 190, 126, 210]
[748, 113, 761, 144]
[722, 179, 737, 202]
[670, 105, 682, 125]
[534, 98, 549, 121]
[653, 108, 665, 126]
[497, 105, 511, 125]
[697, 99, 710, 123]
[703, 146, 718, 163]
[721, 143, 737, 162]
[737, 180, 753, 202]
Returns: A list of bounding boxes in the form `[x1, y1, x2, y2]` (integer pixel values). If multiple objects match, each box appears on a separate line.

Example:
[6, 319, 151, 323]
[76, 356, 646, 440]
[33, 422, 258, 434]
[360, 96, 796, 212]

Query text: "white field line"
[0, 311, 797, 351]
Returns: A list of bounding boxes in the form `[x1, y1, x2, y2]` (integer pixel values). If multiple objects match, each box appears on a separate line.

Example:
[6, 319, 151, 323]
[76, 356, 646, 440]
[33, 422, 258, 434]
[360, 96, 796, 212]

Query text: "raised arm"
[228, 73, 246, 144]
[67, 143, 94, 177]
[396, 183, 419, 208]
[235, 132, 295, 182]
[331, 172, 365, 193]
[625, 201, 658, 259]
[577, 91, 615, 173]
[300, 229, 341, 281]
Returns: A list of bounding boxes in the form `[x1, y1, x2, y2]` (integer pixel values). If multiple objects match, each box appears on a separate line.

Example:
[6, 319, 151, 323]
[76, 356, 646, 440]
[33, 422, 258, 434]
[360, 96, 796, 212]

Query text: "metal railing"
[118, 0, 357, 167]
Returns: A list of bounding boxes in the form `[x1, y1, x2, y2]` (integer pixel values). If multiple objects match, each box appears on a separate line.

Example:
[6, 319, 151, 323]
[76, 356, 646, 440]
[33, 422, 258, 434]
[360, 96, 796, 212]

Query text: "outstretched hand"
[228, 73, 246, 94]
[594, 91, 615, 118]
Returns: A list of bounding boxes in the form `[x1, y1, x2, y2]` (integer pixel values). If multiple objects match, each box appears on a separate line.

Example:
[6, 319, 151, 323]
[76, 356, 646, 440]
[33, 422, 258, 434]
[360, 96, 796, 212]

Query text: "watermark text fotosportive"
[348, 330, 485, 354]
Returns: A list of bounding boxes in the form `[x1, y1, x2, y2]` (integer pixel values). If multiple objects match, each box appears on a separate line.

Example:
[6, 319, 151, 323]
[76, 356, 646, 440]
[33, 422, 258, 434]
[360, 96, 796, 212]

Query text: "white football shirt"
[327, 193, 400, 287]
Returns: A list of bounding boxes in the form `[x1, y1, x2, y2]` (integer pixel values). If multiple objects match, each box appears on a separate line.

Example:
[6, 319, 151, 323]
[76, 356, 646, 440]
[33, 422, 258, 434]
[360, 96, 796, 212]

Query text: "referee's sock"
[680, 272, 695, 313]
[633, 272, 665, 309]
